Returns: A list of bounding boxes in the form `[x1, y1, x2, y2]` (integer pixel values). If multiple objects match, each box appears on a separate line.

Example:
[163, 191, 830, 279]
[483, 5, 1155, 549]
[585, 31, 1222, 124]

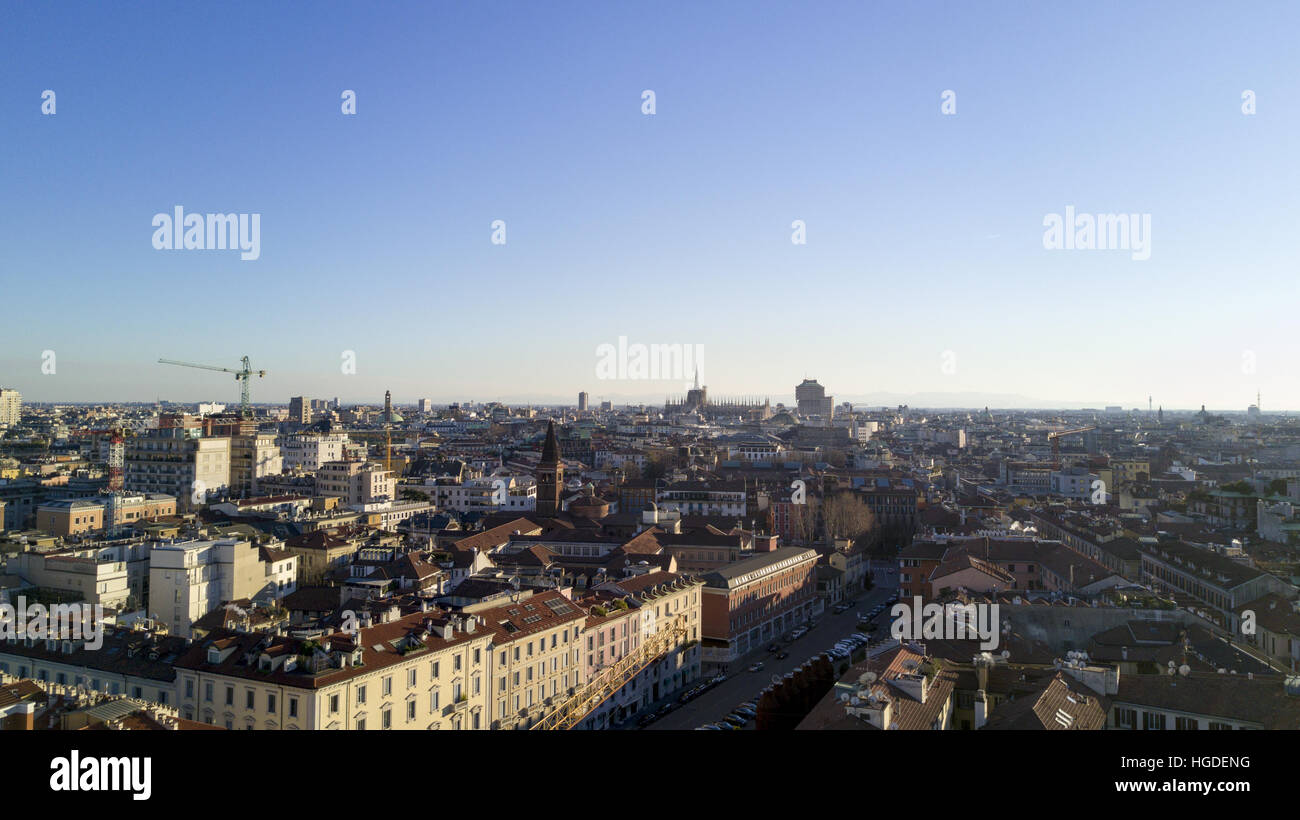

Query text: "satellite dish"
[1178, 665, 1190, 677]
[1001, 650, 1010, 659]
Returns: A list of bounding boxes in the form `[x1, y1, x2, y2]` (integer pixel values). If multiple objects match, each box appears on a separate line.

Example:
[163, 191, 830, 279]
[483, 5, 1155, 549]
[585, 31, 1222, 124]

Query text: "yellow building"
[175, 607, 494, 730]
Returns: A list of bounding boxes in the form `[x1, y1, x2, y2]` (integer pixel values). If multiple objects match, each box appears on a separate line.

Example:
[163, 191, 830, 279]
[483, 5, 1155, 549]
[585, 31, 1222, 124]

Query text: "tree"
[821, 491, 875, 543]
[1267, 478, 1288, 497]
[643, 450, 669, 481]
[787, 502, 817, 544]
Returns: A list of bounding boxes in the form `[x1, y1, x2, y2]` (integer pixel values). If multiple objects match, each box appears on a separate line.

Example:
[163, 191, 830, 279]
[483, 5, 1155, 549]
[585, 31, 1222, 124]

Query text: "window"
[289, 698, 298, 718]
[407, 701, 416, 721]
[246, 690, 255, 710]
[408, 669, 417, 688]
[357, 685, 367, 704]
[204, 682, 213, 703]
[267, 694, 276, 713]
[225, 686, 234, 706]
[382, 708, 392, 729]
[330, 694, 340, 713]
[382, 677, 392, 696]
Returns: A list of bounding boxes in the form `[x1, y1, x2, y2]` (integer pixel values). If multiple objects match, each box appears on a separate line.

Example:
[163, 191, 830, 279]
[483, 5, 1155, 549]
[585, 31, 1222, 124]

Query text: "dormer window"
[207, 647, 222, 664]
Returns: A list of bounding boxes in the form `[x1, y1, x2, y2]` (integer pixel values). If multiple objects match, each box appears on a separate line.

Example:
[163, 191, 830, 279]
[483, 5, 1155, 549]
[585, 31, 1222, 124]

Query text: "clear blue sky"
[2, 1, 1297, 410]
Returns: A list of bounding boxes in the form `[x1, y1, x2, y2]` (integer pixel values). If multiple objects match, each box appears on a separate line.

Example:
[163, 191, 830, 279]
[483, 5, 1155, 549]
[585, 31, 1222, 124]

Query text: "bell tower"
[536, 420, 563, 517]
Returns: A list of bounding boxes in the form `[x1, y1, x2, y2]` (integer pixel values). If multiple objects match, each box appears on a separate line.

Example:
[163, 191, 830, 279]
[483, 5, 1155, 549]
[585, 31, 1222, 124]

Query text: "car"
[790, 627, 807, 639]
[697, 724, 722, 730]
[767, 644, 781, 653]
[734, 707, 757, 719]
[776, 651, 789, 660]
[748, 662, 764, 672]
[724, 714, 748, 727]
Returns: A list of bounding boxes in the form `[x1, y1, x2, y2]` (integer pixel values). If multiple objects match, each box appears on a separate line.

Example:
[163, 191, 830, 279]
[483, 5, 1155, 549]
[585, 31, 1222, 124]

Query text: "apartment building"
[1141, 540, 1295, 628]
[0, 389, 20, 428]
[0, 625, 184, 706]
[316, 460, 395, 506]
[477, 589, 588, 730]
[230, 433, 283, 496]
[435, 476, 537, 513]
[35, 493, 176, 537]
[288, 396, 311, 425]
[700, 546, 819, 669]
[148, 538, 298, 638]
[657, 480, 746, 517]
[6, 540, 153, 608]
[125, 429, 231, 511]
[279, 433, 349, 471]
[576, 571, 704, 728]
[173, 608, 494, 730]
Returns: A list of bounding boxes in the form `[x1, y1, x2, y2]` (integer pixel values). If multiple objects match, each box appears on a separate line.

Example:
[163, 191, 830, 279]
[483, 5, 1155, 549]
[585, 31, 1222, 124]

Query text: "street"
[645, 566, 897, 730]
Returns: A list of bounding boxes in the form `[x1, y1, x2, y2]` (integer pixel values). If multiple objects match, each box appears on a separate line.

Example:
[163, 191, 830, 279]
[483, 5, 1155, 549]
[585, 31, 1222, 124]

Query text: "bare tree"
[787, 502, 818, 544]
[821, 491, 875, 543]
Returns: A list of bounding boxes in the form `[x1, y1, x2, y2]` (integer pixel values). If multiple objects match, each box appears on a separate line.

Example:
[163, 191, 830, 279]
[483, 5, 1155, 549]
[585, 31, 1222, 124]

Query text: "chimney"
[973, 689, 988, 730]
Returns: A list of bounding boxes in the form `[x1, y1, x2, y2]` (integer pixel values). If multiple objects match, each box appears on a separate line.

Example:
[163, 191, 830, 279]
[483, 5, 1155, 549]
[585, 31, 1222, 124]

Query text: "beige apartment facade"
[174, 611, 494, 730]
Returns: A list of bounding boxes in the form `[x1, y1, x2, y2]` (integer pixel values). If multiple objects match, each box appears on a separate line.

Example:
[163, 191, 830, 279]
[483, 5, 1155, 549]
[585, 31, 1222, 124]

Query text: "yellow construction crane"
[531, 615, 688, 730]
[158, 356, 265, 418]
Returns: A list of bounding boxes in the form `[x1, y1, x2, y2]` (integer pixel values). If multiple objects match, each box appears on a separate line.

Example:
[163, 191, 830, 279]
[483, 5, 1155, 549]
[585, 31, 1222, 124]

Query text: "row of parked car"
[635, 672, 728, 727]
[824, 630, 873, 660]
[696, 700, 757, 730]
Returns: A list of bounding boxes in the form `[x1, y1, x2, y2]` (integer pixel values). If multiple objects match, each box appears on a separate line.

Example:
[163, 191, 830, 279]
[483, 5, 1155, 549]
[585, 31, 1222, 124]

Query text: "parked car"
[748, 662, 764, 672]
[724, 714, 748, 727]
[776, 651, 789, 660]
[767, 643, 781, 653]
